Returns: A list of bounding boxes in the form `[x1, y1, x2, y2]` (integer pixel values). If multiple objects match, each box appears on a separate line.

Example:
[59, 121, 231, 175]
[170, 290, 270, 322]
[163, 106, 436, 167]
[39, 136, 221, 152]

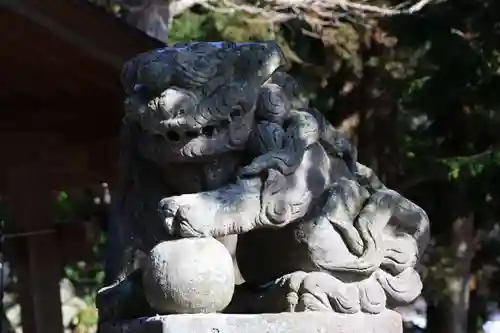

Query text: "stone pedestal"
[99, 311, 402, 333]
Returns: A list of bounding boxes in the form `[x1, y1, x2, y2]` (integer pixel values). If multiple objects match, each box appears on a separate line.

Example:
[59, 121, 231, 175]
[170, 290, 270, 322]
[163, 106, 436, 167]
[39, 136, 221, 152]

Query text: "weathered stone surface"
[100, 311, 402, 333]
[97, 41, 430, 329]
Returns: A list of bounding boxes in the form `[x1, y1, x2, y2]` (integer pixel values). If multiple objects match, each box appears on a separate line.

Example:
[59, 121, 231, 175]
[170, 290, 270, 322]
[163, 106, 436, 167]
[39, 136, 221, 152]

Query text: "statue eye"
[202, 126, 215, 137]
[230, 105, 243, 119]
[166, 131, 180, 142]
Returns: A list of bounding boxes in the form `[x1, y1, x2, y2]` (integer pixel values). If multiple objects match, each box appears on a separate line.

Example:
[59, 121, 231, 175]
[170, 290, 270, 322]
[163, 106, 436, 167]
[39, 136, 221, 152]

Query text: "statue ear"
[232, 42, 288, 86]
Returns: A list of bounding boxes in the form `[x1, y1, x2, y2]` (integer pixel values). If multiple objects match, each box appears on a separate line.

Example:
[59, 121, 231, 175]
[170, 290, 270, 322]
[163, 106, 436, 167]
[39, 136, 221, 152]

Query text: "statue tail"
[317, 190, 393, 275]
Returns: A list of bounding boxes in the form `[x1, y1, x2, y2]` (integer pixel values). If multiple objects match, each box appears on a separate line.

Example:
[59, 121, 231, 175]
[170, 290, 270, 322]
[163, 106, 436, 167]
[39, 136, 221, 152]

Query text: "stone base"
[99, 311, 402, 333]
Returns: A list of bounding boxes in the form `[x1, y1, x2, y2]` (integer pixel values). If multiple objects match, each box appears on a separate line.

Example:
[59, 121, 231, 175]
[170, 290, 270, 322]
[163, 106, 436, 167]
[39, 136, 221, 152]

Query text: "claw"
[158, 198, 181, 235]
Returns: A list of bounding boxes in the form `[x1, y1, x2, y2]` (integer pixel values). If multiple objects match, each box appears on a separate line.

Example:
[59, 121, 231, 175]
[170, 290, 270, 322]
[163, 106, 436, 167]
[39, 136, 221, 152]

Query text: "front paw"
[275, 271, 308, 312]
[239, 151, 294, 177]
[158, 197, 181, 235]
[158, 195, 214, 238]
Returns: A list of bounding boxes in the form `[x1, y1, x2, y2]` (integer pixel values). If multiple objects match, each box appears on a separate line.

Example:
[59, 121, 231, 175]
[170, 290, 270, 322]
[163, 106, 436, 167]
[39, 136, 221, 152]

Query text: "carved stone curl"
[96, 41, 430, 326]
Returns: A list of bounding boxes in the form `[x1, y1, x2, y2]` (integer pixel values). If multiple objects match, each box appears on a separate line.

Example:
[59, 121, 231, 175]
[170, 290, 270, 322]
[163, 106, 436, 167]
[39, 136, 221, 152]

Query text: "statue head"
[121, 41, 288, 163]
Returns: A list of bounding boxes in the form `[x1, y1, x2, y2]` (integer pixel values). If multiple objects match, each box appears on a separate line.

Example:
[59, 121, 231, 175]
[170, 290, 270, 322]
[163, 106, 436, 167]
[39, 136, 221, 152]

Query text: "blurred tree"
[379, 2, 500, 332]
[91, 0, 435, 42]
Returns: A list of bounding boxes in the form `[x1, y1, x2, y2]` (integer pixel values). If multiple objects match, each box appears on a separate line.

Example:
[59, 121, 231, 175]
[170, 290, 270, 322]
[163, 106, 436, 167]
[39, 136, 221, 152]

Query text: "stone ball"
[142, 238, 235, 314]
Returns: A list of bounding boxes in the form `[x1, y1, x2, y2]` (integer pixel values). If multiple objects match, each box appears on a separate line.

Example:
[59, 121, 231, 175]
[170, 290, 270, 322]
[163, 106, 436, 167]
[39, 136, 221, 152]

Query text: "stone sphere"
[142, 238, 235, 314]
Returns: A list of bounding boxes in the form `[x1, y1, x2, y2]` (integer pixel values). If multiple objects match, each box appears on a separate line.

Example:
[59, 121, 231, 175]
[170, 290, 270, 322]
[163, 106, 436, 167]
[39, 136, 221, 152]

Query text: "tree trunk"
[104, 189, 125, 285]
[467, 275, 479, 333]
[446, 214, 476, 333]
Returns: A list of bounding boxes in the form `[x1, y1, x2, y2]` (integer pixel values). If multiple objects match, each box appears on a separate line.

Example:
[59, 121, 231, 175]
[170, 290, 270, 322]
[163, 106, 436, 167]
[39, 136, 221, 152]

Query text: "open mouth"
[163, 106, 244, 143]
[165, 119, 230, 142]
[138, 103, 254, 163]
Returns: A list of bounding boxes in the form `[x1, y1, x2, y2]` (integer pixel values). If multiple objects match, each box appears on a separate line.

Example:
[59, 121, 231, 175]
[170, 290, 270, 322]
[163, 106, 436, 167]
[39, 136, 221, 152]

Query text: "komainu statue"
[96, 41, 430, 332]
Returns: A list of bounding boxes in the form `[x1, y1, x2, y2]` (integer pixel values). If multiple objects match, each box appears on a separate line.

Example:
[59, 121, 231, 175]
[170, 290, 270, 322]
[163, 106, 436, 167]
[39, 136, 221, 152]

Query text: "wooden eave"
[0, 4, 166, 333]
[0, 0, 163, 139]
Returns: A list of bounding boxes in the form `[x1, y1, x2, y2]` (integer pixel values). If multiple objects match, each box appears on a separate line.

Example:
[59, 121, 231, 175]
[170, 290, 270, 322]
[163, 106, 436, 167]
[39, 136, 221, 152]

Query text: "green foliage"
[169, 10, 277, 44]
[168, 11, 209, 42]
[55, 191, 73, 222]
[441, 148, 500, 180]
[64, 243, 106, 301]
[55, 190, 107, 299]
